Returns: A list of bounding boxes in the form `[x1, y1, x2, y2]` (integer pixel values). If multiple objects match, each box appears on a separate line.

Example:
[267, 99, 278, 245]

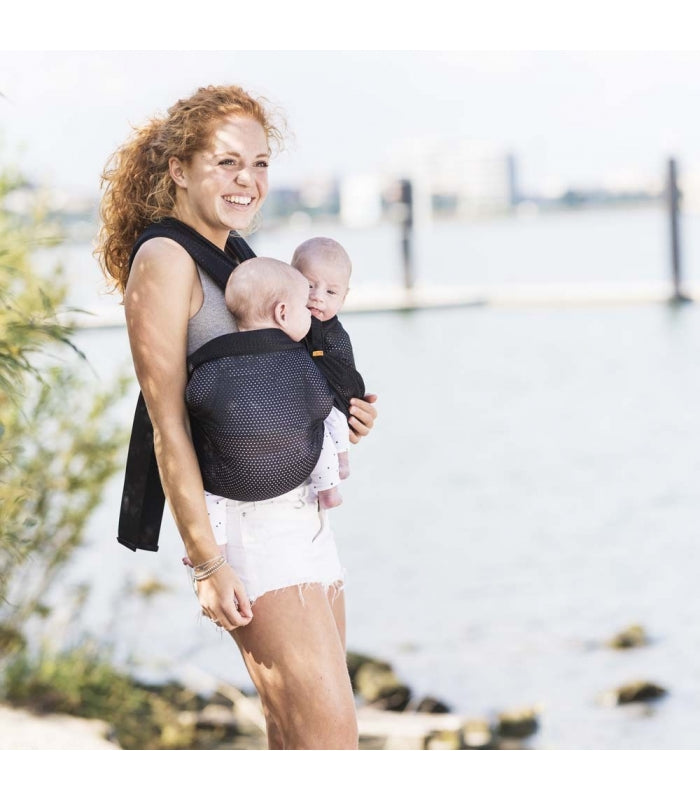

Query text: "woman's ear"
[169, 157, 187, 188]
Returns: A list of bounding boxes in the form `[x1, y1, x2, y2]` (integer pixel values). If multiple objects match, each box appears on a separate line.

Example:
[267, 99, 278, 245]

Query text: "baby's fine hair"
[290, 237, 352, 279]
[225, 257, 304, 329]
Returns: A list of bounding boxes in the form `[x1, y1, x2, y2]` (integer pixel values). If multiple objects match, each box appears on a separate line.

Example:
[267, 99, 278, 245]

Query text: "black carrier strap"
[117, 218, 254, 552]
[187, 328, 304, 375]
[130, 217, 256, 286]
[306, 316, 366, 418]
[309, 316, 326, 356]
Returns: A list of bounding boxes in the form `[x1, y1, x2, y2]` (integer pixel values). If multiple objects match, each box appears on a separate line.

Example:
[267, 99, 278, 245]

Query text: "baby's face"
[283, 273, 313, 341]
[299, 259, 350, 322]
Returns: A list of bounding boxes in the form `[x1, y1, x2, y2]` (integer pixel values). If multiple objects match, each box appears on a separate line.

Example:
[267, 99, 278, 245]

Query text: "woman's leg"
[232, 583, 357, 750]
[328, 582, 346, 648]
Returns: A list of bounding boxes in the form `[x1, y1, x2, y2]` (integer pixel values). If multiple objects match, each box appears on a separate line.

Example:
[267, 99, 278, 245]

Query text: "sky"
[2, 13, 700, 201]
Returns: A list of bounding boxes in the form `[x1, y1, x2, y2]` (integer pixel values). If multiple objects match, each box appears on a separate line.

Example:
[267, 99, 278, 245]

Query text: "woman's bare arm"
[124, 238, 252, 629]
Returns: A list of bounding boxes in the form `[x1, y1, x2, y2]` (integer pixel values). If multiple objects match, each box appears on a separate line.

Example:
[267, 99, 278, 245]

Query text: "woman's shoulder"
[133, 235, 196, 266]
[126, 236, 199, 300]
[130, 236, 198, 281]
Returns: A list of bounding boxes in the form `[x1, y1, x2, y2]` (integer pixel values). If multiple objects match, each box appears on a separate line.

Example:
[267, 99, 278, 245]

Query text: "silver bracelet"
[193, 555, 226, 582]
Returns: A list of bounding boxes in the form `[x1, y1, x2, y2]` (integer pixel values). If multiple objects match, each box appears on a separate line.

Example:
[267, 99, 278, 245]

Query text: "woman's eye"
[219, 159, 236, 166]
[255, 160, 269, 168]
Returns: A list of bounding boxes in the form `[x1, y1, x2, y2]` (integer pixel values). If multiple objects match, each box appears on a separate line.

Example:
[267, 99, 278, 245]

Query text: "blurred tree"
[0, 162, 128, 654]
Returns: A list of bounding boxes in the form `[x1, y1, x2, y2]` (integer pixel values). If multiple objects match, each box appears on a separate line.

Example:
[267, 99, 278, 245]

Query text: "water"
[50, 205, 700, 748]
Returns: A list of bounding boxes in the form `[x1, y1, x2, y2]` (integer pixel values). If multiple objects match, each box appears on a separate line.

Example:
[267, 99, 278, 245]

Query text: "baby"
[198, 255, 352, 559]
[290, 237, 358, 508]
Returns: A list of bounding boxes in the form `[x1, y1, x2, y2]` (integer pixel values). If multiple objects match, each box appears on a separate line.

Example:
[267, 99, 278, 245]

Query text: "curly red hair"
[95, 85, 284, 296]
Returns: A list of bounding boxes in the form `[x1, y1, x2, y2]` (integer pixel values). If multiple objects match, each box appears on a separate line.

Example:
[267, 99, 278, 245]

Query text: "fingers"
[348, 394, 378, 441]
[198, 567, 254, 631]
[234, 589, 254, 622]
[219, 592, 254, 631]
[204, 605, 253, 631]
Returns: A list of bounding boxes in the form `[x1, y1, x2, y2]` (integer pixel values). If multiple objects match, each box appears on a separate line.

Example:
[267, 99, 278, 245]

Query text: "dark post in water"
[668, 157, 690, 303]
[399, 178, 415, 291]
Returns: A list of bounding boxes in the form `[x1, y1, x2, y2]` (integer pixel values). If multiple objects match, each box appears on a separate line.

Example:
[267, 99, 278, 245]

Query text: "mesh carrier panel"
[186, 329, 334, 501]
[118, 218, 256, 552]
[306, 316, 366, 417]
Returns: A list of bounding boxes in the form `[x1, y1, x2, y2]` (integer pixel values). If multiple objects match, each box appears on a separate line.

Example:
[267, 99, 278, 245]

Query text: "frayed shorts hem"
[219, 483, 346, 607]
[247, 576, 346, 607]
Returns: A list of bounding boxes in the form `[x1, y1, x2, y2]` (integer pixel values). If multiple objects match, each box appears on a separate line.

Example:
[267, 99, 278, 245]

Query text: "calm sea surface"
[49, 205, 700, 749]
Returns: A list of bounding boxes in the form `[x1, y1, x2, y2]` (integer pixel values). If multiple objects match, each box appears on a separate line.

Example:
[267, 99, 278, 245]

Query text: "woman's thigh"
[232, 582, 356, 749]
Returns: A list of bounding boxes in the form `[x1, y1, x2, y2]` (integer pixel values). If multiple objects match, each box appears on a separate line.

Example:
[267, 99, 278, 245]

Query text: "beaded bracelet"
[193, 555, 226, 582]
[192, 554, 223, 571]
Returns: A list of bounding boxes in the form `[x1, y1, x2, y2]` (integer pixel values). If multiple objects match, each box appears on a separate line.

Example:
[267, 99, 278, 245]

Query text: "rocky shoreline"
[0, 650, 540, 751]
[0, 625, 668, 750]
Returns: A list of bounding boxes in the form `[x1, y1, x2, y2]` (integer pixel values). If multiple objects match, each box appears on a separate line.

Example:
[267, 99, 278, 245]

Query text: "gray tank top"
[187, 267, 237, 355]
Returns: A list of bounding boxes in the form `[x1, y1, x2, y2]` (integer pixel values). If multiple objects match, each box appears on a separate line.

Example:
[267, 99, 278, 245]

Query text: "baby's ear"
[273, 301, 287, 328]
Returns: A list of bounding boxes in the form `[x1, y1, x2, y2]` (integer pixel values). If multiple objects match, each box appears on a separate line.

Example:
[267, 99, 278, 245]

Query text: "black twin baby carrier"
[117, 218, 364, 552]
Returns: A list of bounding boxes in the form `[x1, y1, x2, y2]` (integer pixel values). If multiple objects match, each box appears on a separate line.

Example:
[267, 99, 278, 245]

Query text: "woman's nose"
[235, 167, 252, 185]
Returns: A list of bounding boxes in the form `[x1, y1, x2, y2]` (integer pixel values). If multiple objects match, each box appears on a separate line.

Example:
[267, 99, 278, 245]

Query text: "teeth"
[223, 195, 252, 206]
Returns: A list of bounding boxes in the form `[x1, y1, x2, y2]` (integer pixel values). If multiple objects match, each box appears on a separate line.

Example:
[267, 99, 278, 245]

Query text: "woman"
[97, 85, 377, 749]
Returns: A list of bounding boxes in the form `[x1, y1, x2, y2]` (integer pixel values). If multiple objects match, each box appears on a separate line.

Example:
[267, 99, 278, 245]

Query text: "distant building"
[264, 177, 340, 224]
[387, 138, 518, 218]
[339, 174, 384, 227]
[298, 176, 340, 219]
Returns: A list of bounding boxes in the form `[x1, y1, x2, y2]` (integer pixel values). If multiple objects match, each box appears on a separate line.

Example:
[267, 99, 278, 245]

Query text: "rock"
[354, 660, 404, 703]
[196, 703, 239, 731]
[462, 718, 497, 749]
[413, 696, 452, 714]
[495, 706, 540, 739]
[496, 737, 530, 750]
[602, 680, 668, 706]
[606, 624, 649, 649]
[367, 685, 412, 712]
[346, 651, 393, 692]
[425, 729, 463, 749]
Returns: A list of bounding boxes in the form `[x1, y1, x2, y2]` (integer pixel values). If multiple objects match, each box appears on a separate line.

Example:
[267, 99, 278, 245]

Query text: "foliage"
[0, 163, 129, 643]
[0, 642, 203, 749]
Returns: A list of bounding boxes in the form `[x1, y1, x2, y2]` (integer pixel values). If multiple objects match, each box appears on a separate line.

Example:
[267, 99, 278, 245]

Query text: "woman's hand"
[196, 563, 254, 632]
[348, 393, 378, 444]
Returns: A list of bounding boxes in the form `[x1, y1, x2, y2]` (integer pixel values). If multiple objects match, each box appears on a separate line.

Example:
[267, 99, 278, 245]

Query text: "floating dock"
[64, 280, 698, 329]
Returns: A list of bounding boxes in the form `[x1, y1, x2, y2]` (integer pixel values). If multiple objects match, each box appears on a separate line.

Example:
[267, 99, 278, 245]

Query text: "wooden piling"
[668, 157, 691, 303]
[399, 178, 415, 290]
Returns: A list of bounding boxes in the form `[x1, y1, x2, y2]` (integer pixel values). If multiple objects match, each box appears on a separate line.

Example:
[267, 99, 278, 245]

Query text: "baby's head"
[290, 237, 352, 322]
[225, 256, 311, 342]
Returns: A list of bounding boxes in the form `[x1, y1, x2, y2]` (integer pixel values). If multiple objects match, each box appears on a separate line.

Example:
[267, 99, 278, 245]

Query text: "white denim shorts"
[220, 483, 345, 605]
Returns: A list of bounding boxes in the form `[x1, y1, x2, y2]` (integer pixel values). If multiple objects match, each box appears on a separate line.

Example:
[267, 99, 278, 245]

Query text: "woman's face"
[171, 114, 270, 245]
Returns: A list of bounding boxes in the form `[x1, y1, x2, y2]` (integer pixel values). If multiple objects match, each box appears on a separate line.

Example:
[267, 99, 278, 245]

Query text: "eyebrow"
[215, 150, 271, 159]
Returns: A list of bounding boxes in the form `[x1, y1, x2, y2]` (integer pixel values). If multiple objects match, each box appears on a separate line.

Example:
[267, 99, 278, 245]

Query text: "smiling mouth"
[223, 195, 253, 207]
